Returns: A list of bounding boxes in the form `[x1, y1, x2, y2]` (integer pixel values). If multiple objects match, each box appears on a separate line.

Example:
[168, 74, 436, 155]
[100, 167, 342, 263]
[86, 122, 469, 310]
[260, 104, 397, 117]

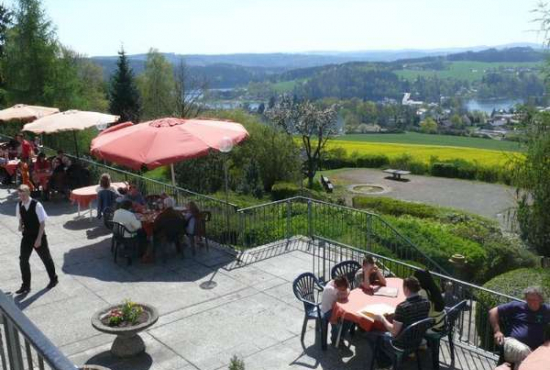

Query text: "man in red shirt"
[16, 133, 34, 162]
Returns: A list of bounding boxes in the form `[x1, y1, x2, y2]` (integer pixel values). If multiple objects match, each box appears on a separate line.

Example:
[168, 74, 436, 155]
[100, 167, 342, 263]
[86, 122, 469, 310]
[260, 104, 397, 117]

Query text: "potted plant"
[91, 300, 158, 358]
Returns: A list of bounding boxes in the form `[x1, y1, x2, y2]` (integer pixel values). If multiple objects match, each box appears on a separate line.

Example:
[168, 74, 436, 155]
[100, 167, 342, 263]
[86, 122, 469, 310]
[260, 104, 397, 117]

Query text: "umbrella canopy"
[0, 104, 59, 123]
[22, 110, 119, 134]
[90, 117, 249, 171]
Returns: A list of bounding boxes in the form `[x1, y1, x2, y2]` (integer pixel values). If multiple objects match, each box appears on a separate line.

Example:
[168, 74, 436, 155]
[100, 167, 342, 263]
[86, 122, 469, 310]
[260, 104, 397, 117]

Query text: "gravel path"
[331, 169, 516, 227]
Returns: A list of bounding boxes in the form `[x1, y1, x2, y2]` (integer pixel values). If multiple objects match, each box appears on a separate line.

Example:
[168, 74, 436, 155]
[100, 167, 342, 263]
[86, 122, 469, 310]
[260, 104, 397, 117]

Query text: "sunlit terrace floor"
[0, 186, 497, 370]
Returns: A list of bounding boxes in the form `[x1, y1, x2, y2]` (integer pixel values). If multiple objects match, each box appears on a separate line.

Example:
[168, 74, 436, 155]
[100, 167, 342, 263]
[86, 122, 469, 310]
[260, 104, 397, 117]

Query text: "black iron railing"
[0, 290, 77, 370]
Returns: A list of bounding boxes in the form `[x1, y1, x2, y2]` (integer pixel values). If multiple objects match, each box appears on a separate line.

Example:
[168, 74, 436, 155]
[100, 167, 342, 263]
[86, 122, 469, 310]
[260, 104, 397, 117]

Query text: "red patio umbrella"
[90, 117, 249, 184]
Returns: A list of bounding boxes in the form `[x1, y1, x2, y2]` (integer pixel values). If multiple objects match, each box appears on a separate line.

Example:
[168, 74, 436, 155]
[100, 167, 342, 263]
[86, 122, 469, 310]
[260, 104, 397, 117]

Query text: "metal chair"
[331, 260, 361, 289]
[370, 317, 435, 370]
[111, 222, 137, 266]
[292, 272, 326, 350]
[425, 300, 468, 370]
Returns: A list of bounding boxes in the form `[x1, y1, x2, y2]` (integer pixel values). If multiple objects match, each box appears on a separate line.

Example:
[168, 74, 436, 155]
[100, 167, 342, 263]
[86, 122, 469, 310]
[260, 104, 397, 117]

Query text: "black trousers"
[20, 234, 56, 289]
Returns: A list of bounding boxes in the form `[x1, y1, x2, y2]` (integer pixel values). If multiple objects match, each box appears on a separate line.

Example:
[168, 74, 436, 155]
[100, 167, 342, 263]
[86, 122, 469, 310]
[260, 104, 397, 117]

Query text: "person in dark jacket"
[15, 184, 58, 294]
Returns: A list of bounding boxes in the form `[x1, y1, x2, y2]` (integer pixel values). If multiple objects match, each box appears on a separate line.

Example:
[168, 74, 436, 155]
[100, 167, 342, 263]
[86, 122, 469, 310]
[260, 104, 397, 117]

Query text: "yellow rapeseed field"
[328, 140, 520, 166]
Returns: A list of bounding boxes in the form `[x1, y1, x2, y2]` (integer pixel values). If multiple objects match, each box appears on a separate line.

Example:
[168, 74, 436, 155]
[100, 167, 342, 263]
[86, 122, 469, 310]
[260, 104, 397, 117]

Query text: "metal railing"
[237, 196, 450, 275]
[311, 236, 522, 361]
[0, 291, 76, 370]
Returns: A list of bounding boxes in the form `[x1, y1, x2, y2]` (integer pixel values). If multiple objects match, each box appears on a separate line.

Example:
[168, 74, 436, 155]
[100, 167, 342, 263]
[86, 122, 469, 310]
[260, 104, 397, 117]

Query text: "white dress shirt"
[16, 199, 48, 223]
[113, 208, 142, 237]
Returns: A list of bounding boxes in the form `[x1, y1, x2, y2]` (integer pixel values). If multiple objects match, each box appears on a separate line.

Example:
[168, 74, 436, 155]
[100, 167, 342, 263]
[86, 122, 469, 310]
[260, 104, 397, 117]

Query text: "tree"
[75, 58, 108, 112]
[268, 95, 338, 188]
[420, 117, 438, 134]
[108, 47, 141, 122]
[2, 0, 59, 104]
[137, 48, 175, 120]
[450, 114, 464, 129]
[173, 58, 207, 118]
[513, 112, 550, 256]
[0, 3, 12, 89]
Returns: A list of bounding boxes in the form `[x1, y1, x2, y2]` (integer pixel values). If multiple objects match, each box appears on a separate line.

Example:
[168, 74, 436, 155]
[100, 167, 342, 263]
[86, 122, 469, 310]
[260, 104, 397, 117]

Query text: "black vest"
[20, 199, 43, 237]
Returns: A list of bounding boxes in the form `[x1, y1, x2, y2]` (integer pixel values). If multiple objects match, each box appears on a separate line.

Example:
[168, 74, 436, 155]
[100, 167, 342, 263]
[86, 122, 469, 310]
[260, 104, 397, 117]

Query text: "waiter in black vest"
[15, 184, 58, 294]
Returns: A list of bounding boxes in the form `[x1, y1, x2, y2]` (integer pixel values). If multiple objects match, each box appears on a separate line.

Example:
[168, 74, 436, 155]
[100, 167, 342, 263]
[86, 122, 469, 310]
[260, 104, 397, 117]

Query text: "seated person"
[0, 145, 9, 165]
[152, 197, 186, 257]
[184, 201, 200, 254]
[125, 184, 146, 210]
[48, 157, 69, 196]
[8, 139, 20, 159]
[321, 275, 352, 346]
[56, 150, 69, 165]
[113, 200, 147, 255]
[490, 286, 550, 370]
[355, 256, 387, 290]
[369, 277, 431, 367]
[96, 173, 119, 219]
[32, 152, 52, 198]
[414, 269, 445, 333]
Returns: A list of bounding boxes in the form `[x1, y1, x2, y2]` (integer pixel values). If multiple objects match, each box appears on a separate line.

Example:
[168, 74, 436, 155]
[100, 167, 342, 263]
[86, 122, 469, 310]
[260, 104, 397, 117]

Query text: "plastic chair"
[425, 300, 468, 370]
[292, 272, 326, 350]
[331, 260, 362, 289]
[370, 317, 435, 370]
[111, 222, 137, 266]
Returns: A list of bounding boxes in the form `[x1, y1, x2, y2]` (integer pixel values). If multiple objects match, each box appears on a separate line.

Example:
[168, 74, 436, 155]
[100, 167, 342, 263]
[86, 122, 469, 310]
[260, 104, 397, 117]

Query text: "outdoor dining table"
[69, 182, 128, 220]
[331, 277, 406, 346]
[518, 341, 550, 370]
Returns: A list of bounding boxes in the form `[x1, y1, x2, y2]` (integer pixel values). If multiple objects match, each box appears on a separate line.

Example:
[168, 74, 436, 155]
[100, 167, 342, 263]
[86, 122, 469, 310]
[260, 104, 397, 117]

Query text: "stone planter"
[91, 303, 159, 358]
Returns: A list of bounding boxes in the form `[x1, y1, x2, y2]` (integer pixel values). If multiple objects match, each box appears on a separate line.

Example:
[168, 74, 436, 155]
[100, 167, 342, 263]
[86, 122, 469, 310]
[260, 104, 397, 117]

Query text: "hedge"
[476, 268, 550, 350]
[353, 197, 538, 283]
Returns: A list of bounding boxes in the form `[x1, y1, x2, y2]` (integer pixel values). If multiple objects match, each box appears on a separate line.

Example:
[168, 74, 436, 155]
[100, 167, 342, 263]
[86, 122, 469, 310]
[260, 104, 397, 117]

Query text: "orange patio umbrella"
[90, 117, 249, 185]
[0, 104, 59, 123]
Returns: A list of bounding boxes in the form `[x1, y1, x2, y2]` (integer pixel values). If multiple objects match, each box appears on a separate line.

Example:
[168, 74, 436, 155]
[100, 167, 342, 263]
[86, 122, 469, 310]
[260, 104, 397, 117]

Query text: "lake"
[464, 98, 523, 114]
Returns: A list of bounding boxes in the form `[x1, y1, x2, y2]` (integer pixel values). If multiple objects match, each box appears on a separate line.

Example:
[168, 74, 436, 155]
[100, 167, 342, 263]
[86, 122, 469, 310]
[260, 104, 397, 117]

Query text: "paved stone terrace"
[0, 186, 496, 370]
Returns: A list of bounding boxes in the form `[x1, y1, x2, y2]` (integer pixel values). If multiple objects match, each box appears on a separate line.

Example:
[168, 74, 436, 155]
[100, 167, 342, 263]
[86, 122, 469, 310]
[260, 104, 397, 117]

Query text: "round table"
[330, 277, 406, 345]
[70, 182, 128, 219]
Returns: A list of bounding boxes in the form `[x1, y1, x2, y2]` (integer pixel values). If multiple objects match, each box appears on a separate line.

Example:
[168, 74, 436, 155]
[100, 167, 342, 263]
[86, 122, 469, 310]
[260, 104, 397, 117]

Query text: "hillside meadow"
[327, 140, 520, 166]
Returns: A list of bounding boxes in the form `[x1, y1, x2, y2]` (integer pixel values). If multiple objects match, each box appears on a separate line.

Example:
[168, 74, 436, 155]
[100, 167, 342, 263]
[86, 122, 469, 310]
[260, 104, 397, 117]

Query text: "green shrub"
[355, 154, 389, 168]
[353, 197, 440, 219]
[228, 355, 245, 370]
[476, 268, 550, 350]
[271, 182, 300, 200]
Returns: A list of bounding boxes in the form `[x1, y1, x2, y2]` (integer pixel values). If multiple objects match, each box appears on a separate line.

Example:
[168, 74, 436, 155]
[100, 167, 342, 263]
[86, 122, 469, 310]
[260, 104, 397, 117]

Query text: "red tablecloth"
[2, 159, 19, 176]
[519, 342, 550, 370]
[136, 211, 159, 237]
[330, 277, 406, 332]
[70, 182, 127, 208]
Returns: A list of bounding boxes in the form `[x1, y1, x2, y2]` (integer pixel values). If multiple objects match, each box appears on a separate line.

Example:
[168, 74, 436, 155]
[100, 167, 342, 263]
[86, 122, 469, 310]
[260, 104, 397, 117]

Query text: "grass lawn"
[337, 132, 522, 152]
[395, 61, 542, 83]
[328, 140, 519, 166]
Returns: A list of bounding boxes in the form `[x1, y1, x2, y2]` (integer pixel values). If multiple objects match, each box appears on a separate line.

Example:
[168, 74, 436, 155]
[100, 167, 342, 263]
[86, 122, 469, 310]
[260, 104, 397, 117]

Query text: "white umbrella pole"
[170, 164, 176, 186]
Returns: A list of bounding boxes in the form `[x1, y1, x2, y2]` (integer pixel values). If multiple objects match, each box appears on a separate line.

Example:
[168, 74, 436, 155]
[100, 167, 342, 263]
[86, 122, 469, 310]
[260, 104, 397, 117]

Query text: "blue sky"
[5, 0, 544, 56]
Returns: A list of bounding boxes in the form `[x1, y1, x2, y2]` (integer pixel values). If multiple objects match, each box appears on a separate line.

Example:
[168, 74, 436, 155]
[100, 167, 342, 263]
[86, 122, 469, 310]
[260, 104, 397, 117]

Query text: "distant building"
[402, 93, 423, 106]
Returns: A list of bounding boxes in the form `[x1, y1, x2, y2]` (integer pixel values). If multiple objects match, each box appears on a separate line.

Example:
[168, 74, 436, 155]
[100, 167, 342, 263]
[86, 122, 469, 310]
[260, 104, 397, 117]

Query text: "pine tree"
[108, 47, 141, 122]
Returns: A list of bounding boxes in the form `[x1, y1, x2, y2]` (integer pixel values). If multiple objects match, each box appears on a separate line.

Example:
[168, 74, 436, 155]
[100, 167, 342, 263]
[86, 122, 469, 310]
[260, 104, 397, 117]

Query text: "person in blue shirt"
[489, 286, 550, 370]
[125, 184, 146, 210]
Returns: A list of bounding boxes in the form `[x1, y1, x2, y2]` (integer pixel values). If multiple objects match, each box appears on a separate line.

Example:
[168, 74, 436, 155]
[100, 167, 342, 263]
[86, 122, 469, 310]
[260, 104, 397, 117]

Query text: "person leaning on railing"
[489, 286, 550, 370]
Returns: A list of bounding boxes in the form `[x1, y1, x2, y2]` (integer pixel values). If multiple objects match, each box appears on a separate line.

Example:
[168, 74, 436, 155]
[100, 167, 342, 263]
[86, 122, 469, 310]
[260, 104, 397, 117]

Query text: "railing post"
[5, 320, 24, 370]
[307, 199, 312, 239]
[366, 214, 372, 251]
[320, 239, 327, 282]
[286, 199, 292, 241]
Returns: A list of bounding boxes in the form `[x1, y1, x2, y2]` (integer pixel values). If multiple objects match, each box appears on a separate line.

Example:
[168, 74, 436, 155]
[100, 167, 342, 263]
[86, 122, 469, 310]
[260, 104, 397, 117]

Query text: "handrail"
[313, 236, 523, 303]
[0, 290, 76, 370]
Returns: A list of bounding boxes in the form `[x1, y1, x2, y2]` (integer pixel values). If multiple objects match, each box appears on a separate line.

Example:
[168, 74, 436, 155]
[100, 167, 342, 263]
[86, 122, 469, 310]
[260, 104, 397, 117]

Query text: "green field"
[337, 132, 522, 152]
[395, 61, 542, 83]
